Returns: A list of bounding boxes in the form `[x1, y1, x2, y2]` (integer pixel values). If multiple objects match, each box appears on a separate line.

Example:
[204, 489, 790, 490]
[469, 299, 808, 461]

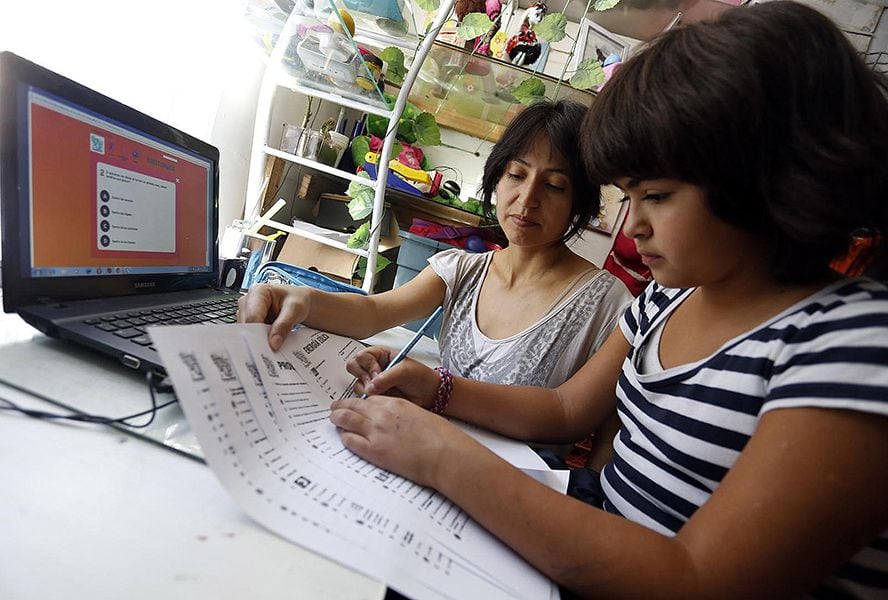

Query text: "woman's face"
[495, 133, 575, 249]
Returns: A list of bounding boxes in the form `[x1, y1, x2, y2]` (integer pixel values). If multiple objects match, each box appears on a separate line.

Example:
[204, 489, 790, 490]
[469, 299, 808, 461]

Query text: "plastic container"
[316, 131, 350, 167]
[394, 230, 453, 336]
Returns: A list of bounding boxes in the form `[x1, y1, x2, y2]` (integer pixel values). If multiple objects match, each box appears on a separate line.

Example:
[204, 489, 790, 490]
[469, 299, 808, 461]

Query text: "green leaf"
[350, 135, 370, 165]
[533, 13, 568, 43]
[346, 173, 374, 220]
[356, 254, 391, 276]
[347, 195, 373, 220]
[594, 0, 622, 11]
[396, 118, 417, 144]
[366, 114, 389, 138]
[413, 112, 441, 146]
[456, 13, 493, 41]
[379, 47, 406, 85]
[462, 199, 483, 215]
[416, 0, 439, 11]
[512, 77, 547, 105]
[402, 101, 420, 121]
[570, 58, 606, 90]
[347, 221, 370, 249]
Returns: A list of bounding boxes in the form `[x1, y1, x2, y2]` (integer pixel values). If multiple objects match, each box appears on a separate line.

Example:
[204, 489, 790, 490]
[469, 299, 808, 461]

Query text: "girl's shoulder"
[631, 282, 690, 320]
[772, 277, 888, 340]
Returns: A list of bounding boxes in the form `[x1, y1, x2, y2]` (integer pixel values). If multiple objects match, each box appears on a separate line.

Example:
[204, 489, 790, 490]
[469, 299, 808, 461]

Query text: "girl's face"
[616, 178, 764, 289]
[495, 133, 574, 249]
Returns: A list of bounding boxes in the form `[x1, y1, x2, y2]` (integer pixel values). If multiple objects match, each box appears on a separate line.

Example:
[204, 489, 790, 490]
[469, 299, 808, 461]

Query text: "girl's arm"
[238, 266, 446, 349]
[352, 326, 630, 443]
[330, 395, 888, 598]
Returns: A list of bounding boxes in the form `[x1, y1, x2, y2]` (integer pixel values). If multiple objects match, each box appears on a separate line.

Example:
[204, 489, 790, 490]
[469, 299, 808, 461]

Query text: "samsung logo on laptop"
[134, 282, 156, 289]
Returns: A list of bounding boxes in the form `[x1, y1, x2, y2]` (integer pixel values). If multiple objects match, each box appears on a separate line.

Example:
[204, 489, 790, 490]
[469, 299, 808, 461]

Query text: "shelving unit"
[244, 0, 455, 293]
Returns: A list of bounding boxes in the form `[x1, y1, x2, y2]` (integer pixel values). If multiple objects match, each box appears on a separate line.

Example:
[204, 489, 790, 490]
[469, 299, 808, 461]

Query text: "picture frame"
[586, 185, 626, 236]
[570, 18, 629, 75]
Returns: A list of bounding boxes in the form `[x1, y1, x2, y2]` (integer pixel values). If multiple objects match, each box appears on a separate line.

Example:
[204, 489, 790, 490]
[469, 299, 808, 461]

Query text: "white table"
[0, 298, 438, 600]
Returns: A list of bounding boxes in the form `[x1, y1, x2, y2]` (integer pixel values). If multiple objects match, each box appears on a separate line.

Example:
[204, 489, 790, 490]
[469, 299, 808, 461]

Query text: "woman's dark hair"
[581, 0, 888, 283]
[480, 99, 597, 242]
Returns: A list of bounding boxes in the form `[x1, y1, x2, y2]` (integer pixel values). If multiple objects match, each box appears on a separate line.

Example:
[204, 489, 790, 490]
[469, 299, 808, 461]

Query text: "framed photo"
[571, 18, 628, 74]
[586, 185, 626, 236]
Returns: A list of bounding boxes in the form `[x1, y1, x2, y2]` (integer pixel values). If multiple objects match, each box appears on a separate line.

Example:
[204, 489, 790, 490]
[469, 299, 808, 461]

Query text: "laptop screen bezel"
[0, 51, 221, 312]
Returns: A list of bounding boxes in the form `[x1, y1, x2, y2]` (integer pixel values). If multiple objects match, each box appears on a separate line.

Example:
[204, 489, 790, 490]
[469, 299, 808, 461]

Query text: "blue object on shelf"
[341, 0, 406, 22]
[251, 261, 367, 295]
[393, 231, 452, 338]
[603, 53, 621, 67]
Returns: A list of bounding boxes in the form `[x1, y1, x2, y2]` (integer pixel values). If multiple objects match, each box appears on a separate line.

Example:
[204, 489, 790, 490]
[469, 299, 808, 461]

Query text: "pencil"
[360, 306, 443, 399]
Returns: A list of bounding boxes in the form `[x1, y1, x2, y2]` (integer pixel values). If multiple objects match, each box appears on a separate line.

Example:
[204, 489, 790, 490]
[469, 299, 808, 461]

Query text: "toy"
[454, 0, 486, 22]
[475, 0, 504, 57]
[489, 30, 508, 60]
[454, 0, 503, 57]
[363, 151, 443, 196]
[505, 2, 548, 66]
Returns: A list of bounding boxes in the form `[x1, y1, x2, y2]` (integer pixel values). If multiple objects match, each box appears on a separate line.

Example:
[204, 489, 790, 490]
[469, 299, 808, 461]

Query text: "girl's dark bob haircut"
[480, 99, 596, 243]
[581, 0, 888, 283]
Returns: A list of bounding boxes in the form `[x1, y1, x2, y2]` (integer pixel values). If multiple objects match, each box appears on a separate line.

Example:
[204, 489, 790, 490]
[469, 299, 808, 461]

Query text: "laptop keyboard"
[81, 296, 239, 351]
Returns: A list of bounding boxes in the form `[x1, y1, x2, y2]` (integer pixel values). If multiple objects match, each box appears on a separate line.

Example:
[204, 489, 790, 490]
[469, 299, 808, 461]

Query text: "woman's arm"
[238, 266, 446, 349]
[330, 396, 888, 598]
[351, 326, 629, 444]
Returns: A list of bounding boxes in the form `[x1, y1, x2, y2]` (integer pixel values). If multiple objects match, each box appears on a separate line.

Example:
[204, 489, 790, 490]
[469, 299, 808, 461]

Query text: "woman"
[239, 99, 632, 394]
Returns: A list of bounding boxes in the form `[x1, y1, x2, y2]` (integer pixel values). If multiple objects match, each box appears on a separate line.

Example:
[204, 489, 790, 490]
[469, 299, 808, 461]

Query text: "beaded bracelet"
[431, 366, 453, 415]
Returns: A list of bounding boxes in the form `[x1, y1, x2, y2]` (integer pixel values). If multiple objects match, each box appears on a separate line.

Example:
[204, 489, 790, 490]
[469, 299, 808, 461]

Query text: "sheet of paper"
[150, 323, 559, 600]
[453, 420, 550, 471]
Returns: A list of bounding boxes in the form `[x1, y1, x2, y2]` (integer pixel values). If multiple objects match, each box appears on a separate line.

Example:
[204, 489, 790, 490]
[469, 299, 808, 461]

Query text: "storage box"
[276, 215, 400, 292]
[394, 230, 456, 335]
[394, 230, 455, 282]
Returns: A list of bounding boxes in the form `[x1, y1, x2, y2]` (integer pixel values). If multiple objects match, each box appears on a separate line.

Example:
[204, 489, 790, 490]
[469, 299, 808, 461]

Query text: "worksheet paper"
[150, 323, 560, 600]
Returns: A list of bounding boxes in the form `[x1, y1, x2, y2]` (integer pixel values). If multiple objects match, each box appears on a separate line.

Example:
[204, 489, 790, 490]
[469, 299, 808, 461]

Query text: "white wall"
[0, 0, 266, 234]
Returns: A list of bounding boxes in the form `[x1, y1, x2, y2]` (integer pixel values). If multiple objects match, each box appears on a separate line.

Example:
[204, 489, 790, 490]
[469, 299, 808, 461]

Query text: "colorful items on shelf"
[361, 151, 443, 197]
[366, 133, 424, 169]
[408, 218, 502, 253]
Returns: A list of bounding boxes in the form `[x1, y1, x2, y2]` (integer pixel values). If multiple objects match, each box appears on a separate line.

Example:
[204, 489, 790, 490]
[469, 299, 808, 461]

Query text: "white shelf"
[244, 0, 456, 293]
[275, 69, 393, 118]
[264, 218, 370, 257]
[264, 146, 379, 188]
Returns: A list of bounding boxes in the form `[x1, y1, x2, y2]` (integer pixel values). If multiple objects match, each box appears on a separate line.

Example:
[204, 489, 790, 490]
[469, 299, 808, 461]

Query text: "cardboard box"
[276, 214, 400, 291]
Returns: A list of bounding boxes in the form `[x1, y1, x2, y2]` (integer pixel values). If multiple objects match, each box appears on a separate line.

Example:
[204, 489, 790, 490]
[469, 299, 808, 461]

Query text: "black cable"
[0, 371, 177, 429]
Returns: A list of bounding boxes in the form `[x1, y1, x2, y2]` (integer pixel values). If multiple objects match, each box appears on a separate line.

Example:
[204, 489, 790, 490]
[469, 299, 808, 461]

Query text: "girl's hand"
[329, 394, 464, 487]
[346, 347, 440, 410]
[237, 284, 311, 350]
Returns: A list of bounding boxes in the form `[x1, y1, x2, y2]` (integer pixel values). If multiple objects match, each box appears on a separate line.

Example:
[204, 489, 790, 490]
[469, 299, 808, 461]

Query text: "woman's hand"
[237, 284, 311, 350]
[330, 394, 465, 488]
[346, 347, 440, 410]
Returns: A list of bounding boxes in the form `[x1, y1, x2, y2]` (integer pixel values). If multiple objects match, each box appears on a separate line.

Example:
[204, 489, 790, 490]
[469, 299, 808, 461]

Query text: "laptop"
[0, 51, 240, 376]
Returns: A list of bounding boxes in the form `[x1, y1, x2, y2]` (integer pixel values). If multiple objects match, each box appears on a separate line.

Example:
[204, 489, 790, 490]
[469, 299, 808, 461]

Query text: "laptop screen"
[23, 85, 214, 279]
[1, 52, 221, 311]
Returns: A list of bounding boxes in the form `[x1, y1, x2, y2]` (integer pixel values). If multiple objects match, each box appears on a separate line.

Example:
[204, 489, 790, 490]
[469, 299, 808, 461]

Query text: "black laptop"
[0, 51, 240, 375]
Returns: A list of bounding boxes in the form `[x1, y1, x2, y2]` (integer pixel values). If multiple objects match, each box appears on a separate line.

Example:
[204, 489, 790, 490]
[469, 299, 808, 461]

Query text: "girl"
[239, 99, 632, 391]
[330, 2, 888, 597]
